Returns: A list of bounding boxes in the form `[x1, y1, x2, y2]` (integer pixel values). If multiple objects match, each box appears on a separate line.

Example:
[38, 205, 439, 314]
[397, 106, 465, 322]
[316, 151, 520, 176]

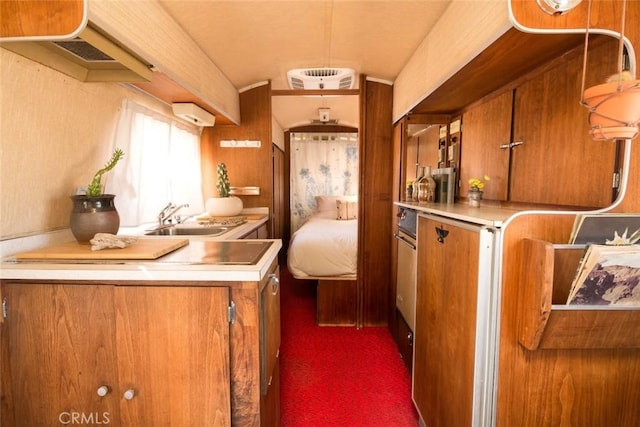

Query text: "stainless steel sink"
[145, 226, 230, 236]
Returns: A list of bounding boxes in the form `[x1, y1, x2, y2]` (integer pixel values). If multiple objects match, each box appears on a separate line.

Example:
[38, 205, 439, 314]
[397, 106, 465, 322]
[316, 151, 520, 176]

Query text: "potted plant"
[467, 176, 489, 207]
[583, 71, 640, 141]
[205, 163, 243, 217]
[69, 148, 125, 244]
[580, 0, 639, 141]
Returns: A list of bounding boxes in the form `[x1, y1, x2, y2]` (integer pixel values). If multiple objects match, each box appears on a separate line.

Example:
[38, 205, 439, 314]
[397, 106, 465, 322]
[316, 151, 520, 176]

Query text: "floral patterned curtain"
[290, 132, 359, 233]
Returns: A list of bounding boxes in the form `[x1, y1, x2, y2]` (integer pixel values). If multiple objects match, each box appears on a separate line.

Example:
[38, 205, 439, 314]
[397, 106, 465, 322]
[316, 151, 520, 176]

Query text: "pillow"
[315, 195, 342, 213]
[336, 200, 358, 220]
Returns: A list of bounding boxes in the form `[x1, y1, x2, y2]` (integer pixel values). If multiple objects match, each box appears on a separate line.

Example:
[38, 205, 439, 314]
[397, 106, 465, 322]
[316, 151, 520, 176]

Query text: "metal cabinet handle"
[268, 273, 280, 295]
[123, 389, 135, 400]
[499, 141, 525, 149]
[96, 385, 110, 397]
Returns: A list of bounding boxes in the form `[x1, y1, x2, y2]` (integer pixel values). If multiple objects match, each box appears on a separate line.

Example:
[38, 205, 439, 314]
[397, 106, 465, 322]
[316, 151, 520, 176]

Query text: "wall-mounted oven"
[395, 207, 417, 331]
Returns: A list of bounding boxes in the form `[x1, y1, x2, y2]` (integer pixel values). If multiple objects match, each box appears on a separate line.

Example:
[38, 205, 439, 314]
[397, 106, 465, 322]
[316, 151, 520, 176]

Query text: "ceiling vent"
[287, 68, 355, 90]
[172, 103, 216, 127]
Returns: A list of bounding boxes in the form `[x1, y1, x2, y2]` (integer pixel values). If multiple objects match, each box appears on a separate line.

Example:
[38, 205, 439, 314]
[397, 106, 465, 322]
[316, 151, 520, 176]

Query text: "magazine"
[569, 214, 640, 245]
[567, 244, 640, 306]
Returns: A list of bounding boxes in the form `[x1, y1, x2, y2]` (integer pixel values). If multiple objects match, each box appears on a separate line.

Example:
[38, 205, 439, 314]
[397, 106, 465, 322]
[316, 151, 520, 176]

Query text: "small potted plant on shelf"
[70, 148, 125, 244]
[205, 163, 244, 217]
[467, 175, 489, 207]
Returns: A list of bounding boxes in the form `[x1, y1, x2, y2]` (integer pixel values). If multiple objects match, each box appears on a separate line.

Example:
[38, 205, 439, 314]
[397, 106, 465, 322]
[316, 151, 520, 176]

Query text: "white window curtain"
[290, 132, 358, 232]
[105, 99, 204, 226]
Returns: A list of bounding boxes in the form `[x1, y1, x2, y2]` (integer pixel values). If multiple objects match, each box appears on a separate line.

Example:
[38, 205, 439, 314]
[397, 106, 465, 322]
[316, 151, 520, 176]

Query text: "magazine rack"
[517, 238, 640, 350]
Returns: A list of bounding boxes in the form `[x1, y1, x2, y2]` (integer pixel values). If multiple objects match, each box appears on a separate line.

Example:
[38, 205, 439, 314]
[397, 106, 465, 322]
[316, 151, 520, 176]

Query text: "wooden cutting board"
[15, 238, 189, 261]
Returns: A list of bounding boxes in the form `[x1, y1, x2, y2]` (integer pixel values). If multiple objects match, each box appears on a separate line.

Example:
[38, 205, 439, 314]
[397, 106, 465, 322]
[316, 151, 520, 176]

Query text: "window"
[105, 100, 204, 226]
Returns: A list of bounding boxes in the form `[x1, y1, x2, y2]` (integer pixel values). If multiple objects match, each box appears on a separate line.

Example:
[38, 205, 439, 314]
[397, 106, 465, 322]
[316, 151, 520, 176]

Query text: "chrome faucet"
[158, 203, 189, 225]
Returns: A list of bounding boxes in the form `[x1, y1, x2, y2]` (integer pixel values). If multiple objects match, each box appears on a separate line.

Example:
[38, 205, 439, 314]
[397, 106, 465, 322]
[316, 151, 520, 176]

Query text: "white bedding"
[287, 211, 358, 278]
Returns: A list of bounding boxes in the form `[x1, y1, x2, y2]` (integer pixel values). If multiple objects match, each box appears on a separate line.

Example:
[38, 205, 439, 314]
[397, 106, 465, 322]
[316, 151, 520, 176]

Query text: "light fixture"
[536, 0, 583, 15]
[171, 103, 215, 127]
[319, 108, 330, 122]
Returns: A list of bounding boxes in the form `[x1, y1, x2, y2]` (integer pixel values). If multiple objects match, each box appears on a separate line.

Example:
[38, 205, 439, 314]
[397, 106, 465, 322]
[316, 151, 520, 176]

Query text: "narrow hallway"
[279, 268, 419, 426]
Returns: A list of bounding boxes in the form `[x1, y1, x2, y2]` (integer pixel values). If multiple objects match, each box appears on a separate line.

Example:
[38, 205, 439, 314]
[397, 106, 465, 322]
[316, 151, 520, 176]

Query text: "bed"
[287, 196, 359, 325]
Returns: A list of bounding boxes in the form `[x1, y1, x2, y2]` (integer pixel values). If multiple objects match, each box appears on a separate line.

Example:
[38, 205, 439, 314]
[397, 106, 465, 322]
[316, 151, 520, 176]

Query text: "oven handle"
[394, 233, 416, 250]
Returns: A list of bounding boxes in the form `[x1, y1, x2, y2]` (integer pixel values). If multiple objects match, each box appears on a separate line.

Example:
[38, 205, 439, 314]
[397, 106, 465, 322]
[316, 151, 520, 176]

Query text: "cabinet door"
[115, 286, 231, 426]
[1, 284, 118, 426]
[260, 265, 281, 426]
[460, 91, 513, 200]
[510, 39, 618, 207]
[414, 217, 479, 427]
[260, 268, 281, 395]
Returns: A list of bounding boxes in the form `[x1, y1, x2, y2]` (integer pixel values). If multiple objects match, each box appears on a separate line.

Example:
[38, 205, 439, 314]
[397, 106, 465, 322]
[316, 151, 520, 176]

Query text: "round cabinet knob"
[123, 389, 136, 400]
[96, 385, 110, 397]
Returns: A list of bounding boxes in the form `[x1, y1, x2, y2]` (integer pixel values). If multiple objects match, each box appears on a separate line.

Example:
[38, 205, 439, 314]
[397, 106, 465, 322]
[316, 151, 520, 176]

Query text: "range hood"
[1, 24, 153, 83]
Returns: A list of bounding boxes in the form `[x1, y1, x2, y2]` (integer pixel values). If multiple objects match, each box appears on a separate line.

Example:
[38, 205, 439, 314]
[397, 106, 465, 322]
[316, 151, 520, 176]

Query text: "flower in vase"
[469, 175, 490, 192]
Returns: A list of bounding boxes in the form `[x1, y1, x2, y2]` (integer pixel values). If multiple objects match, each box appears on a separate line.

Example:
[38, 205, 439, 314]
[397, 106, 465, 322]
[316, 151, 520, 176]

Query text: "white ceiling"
[158, 0, 452, 129]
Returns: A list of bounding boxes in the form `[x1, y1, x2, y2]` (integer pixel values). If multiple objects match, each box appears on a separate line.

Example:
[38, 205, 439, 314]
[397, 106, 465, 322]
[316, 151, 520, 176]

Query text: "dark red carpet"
[280, 268, 419, 426]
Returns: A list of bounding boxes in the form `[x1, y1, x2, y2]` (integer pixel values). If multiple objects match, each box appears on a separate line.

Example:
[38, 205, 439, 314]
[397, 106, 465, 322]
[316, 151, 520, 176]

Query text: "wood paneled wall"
[358, 77, 394, 326]
[498, 214, 640, 426]
[497, 6, 640, 424]
[200, 83, 273, 214]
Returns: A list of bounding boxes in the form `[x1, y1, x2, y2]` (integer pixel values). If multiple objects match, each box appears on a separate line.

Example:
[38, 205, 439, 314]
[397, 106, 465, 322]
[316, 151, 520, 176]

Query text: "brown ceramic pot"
[70, 194, 120, 244]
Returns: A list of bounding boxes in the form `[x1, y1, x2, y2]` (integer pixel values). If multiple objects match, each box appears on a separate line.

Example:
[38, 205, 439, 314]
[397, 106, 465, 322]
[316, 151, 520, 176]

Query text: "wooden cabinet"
[259, 270, 281, 426]
[1, 284, 231, 426]
[459, 37, 620, 207]
[413, 214, 498, 427]
[1, 262, 281, 426]
[0, 0, 85, 39]
[459, 91, 512, 201]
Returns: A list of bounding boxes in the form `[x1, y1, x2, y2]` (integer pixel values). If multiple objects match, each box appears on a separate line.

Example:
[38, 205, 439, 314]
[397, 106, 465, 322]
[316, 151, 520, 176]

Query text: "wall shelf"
[517, 238, 640, 350]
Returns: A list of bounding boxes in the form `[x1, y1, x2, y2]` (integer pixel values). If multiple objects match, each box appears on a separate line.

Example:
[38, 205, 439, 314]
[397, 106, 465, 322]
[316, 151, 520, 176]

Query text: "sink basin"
[145, 226, 230, 237]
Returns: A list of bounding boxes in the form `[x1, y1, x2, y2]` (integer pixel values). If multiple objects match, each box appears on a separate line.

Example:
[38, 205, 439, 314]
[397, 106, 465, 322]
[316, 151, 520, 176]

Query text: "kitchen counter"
[395, 200, 592, 228]
[0, 238, 282, 282]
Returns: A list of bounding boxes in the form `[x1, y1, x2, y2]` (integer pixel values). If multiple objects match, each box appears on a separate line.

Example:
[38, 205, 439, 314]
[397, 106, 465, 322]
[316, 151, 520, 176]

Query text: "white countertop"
[395, 200, 587, 228]
[0, 212, 281, 282]
[1, 239, 282, 282]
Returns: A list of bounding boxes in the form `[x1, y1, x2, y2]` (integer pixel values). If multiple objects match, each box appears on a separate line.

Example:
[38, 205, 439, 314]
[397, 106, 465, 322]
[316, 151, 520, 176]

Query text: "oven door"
[395, 229, 417, 331]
